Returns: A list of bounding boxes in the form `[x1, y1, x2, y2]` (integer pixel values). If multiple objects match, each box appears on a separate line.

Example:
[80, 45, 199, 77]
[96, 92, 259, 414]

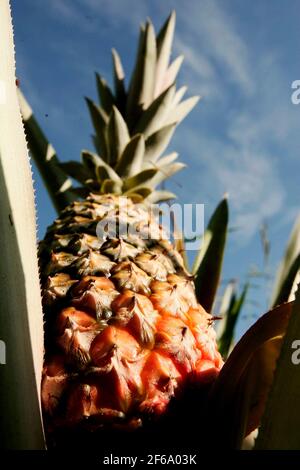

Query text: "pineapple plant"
[3, 0, 298, 449]
[35, 12, 223, 445]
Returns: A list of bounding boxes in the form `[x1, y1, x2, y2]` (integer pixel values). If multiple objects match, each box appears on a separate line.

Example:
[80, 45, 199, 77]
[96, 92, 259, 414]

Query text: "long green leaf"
[144, 123, 176, 162]
[162, 55, 184, 92]
[165, 95, 200, 127]
[123, 168, 157, 191]
[154, 10, 176, 98]
[141, 152, 178, 171]
[100, 178, 122, 194]
[172, 86, 187, 106]
[85, 97, 109, 160]
[92, 133, 102, 155]
[0, 0, 45, 448]
[146, 190, 176, 203]
[60, 161, 92, 185]
[124, 186, 152, 201]
[216, 280, 237, 337]
[133, 85, 175, 138]
[270, 216, 300, 308]
[155, 152, 179, 167]
[111, 48, 126, 111]
[95, 72, 115, 114]
[147, 162, 186, 188]
[218, 283, 249, 359]
[18, 90, 75, 213]
[208, 302, 293, 449]
[107, 105, 130, 165]
[255, 286, 300, 449]
[126, 21, 157, 126]
[81, 150, 121, 183]
[193, 197, 229, 312]
[171, 210, 189, 270]
[115, 134, 145, 177]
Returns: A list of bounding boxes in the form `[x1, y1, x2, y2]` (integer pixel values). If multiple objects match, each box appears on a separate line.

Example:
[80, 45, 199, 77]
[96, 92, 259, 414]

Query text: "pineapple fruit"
[39, 12, 223, 439]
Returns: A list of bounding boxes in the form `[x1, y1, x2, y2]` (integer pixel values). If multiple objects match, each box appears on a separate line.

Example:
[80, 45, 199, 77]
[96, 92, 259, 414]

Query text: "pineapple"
[39, 12, 223, 441]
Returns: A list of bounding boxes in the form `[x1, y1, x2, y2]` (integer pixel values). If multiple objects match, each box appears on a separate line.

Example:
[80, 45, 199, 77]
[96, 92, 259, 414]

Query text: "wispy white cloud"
[176, 0, 255, 95]
[171, 0, 298, 243]
[41, 0, 254, 97]
[49, 0, 82, 23]
[82, 0, 148, 26]
[176, 123, 285, 244]
[174, 37, 215, 81]
[174, 35, 220, 98]
[46, 0, 148, 30]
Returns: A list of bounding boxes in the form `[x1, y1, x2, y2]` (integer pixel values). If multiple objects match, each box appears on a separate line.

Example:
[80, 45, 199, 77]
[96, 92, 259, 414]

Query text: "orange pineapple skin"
[40, 194, 223, 432]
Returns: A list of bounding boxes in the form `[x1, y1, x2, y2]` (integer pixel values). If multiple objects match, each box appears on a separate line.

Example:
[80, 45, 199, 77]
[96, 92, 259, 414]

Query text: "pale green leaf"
[126, 21, 157, 126]
[171, 210, 189, 270]
[215, 280, 237, 338]
[142, 151, 178, 170]
[172, 85, 187, 107]
[92, 133, 102, 155]
[193, 197, 229, 312]
[154, 10, 176, 98]
[107, 105, 130, 165]
[270, 215, 300, 308]
[146, 190, 176, 203]
[111, 48, 126, 110]
[81, 150, 121, 183]
[218, 283, 249, 359]
[147, 162, 186, 188]
[60, 161, 92, 185]
[18, 90, 75, 212]
[0, 0, 45, 448]
[100, 178, 122, 194]
[144, 123, 176, 162]
[85, 97, 109, 160]
[123, 168, 158, 191]
[165, 96, 200, 126]
[95, 72, 115, 114]
[208, 302, 293, 449]
[133, 85, 175, 138]
[115, 134, 145, 177]
[255, 288, 300, 449]
[161, 55, 184, 92]
[124, 187, 152, 201]
[155, 152, 179, 167]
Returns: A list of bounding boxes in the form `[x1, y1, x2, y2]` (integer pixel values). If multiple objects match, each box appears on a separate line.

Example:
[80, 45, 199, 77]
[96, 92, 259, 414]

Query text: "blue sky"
[11, 0, 300, 337]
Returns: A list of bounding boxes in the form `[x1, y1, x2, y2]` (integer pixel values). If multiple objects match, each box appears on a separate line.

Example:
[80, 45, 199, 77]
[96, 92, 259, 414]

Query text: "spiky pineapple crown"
[62, 11, 199, 204]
